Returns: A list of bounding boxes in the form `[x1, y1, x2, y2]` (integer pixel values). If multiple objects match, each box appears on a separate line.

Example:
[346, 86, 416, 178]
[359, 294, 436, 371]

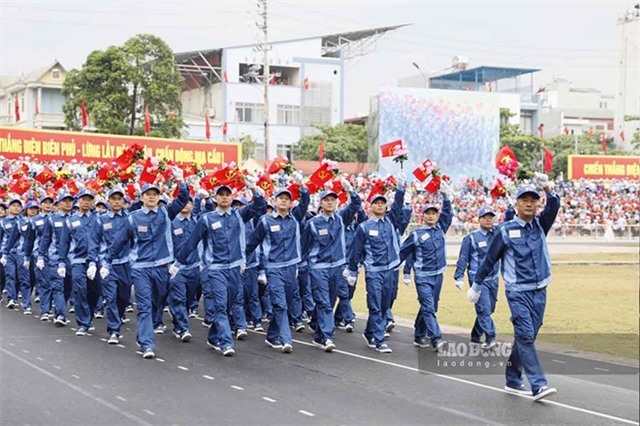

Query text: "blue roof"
[430, 66, 540, 83]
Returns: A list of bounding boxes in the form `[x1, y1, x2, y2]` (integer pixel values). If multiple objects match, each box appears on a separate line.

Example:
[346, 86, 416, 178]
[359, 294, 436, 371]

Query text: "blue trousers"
[243, 267, 262, 325]
[202, 268, 241, 350]
[363, 269, 396, 347]
[35, 264, 51, 315]
[265, 265, 297, 345]
[4, 254, 30, 308]
[102, 263, 132, 334]
[414, 274, 443, 344]
[287, 271, 303, 326]
[259, 280, 272, 319]
[385, 269, 400, 323]
[199, 268, 215, 324]
[298, 266, 315, 316]
[185, 266, 201, 313]
[505, 288, 548, 394]
[334, 272, 356, 325]
[471, 278, 498, 343]
[71, 264, 101, 329]
[43, 261, 67, 319]
[169, 267, 197, 334]
[131, 266, 169, 352]
[310, 266, 343, 343]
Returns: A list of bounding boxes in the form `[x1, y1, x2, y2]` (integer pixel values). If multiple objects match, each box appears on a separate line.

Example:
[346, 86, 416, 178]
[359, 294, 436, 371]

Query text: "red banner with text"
[0, 127, 240, 170]
[568, 155, 640, 180]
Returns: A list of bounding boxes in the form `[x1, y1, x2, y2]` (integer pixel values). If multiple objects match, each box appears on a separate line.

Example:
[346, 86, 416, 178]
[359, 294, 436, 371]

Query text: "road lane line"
[202, 375, 214, 380]
[116, 396, 127, 402]
[1, 348, 152, 426]
[262, 397, 276, 403]
[143, 410, 155, 416]
[177, 366, 188, 371]
[299, 410, 315, 417]
[231, 385, 244, 391]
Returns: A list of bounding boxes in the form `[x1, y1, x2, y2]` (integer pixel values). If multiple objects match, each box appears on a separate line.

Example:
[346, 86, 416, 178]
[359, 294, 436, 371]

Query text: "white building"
[174, 26, 401, 160]
[0, 61, 67, 130]
[615, 4, 640, 149]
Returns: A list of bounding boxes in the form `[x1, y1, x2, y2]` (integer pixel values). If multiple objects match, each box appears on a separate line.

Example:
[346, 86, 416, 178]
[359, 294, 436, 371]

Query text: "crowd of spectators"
[2, 156, 638, 238]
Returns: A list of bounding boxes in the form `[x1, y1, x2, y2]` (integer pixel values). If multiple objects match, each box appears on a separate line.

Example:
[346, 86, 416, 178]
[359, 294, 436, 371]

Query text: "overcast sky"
[0, 0, 634, 117]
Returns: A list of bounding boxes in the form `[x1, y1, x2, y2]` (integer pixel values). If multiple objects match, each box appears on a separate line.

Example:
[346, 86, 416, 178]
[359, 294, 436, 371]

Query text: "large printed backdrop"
[376, 88, 499, 181]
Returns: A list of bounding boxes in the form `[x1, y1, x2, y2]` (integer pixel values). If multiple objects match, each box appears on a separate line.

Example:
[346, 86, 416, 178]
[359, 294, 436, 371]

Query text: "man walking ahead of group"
[469, 173, 560, 402]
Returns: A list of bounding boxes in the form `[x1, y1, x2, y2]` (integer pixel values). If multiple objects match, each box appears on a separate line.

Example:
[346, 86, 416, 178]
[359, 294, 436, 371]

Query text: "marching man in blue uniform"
[454, 205, 500, 349]
[1, 198, 31, 313]
[399, 183, 452, 351]
[105, 171, 189, 359]
[469, 174, 560, 401]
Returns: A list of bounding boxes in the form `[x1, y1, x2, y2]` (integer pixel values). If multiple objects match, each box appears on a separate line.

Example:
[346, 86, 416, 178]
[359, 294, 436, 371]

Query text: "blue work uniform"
[1, 215, 31, 309]
[24, 212, 51, 316]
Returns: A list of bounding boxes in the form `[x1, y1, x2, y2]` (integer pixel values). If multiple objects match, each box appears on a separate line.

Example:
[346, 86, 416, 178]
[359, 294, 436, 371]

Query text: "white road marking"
[116, 395, 127, 402]
[262, 397, 277, 403]
[594, 367, 610, 372]
[284, 335, 640, 426]
[117, 344, 126, 348]
[552, 359, 566, 364]
[202, 375, 214, 380]
[143, 410, 155, 416]
[100, 338, 107, 342]
[55, 339, 62, 343]
[22, 349, 29, 354]
[1, 348, 152, 426]
[93, 384, 103, 389]
[177, 366, 188, 371]
[156, 358, 165, 363]
[8, 343, 15, 347]
[53, 365, 61, 370]
[72, 374, 81, 379]
[231, 385, 244, 391]
[299, 410, 315, 417]
[36, 357, 44, 361]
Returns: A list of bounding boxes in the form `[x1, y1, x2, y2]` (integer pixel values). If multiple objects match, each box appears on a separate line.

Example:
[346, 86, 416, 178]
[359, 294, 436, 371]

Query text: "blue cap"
[141, 184, 161, 195]
[266, 203, 274, 210]
[26, 200, 39, 209]
[8, 197, 23, 207]
[274, 188, 292, 199]
[39, 195, 54, 204]
[319, 190, 338, 201]
[159, 195, 170, 204]
[214, 185, 233, 195]
[56, 192, 73, 203]
[76, 189, 95, 200]
[107, 187, 125, 199]
[124, 196, 132, 203]
[423, 204, 439, 213]
[516, 185, 540, 200]
[95, 198, 109, 208]
[370, 194, 387, 204]
[232, 196, 249, 206]
[478, 206, 496, 218]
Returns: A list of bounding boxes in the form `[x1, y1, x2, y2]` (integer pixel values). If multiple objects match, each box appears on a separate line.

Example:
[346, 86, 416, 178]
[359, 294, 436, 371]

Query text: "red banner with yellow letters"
[0, 127, 240, 170]
[567, 155, 640, 180]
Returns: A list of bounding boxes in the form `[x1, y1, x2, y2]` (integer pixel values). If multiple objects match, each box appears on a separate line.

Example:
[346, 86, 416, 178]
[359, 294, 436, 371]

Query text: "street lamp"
[412, 62, 428, 88]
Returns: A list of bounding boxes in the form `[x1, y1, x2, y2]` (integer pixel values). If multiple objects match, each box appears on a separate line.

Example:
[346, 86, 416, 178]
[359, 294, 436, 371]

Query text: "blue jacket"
[176, 193, 266, 270]
[107, 184, 189, 269]
[246, 188, 310, 269]
[301, 191, 361, 269]
[399, 196, 452, 277]
[347, 187, 405, 274]
[453, 228, 499, 283]
[23, 212, 51, 258]
[171, 214, 200, 268]
[88, 210, 131, 268]
[1, 215, 29, 256]
[38, 212, 72, 264]
[58, 211, 99, 267]
[473, 192, 560, 292]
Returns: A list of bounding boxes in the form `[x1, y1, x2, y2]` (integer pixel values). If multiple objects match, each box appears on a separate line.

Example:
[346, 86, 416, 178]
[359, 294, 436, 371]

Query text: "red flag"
[200, 173, 219, 191]
[495, 145, 517, 169]
[126, 183, 137, 199]
[12, 163, 29, 180]
[303, 77, 310, 90]
[318, 141, 325, 163]
[307, 163, 332, 190]
[257, 174, 274, 196]
[66, 181, 79, 196]
[223, 71, 228, 83]
[205, 114, 211, 140]
[10, 179, 31, 196]
[81, 100, 88, 128]
[85, 179, 102, 192]
[587, 128, 593, 136]
[543, 148, 553, 173]
[14, 96, 20, 122]
[413, 166, 430, 182]
[537, 123, 544, 138]
[98, 165, 118, 181]
[602, 133, 607, 153]
[620, 131, 625, 142]
[179, 163, 196, 178]
[34, 167, 56, 185]
[564, 126, 569, 136]
[213, 166, 240, 186]
[35, 99, 39, 115]
[139, 158, 158, 184]
[268, 156, 289, 174]
[222, 122, 228, 135]
[144, 106, 151, 135]
[380, 139, 403, 158]
[286, 183, 300, 202]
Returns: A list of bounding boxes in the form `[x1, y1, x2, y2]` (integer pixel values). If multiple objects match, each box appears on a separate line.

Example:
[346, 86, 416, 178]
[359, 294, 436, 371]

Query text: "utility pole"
[258, 0, 270, 161]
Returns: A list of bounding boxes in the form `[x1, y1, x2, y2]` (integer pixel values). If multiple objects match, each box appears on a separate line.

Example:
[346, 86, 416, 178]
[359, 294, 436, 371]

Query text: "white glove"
[57, 267, 66, 278]
[0, 256, 6, 266]
[533, 172, 549, 189]
[257, 271, 267, 285]
[245, 175, 257, 190]
[197, 188, 210, 199]
[340, 177, 353, 193]
[253, 186, 265, 198]
[87, 264, 97, 280]
[36, 258, 45, 270]
[403, 191, 412, 205]
[347, 275, 357, 287]
[172, 166, 184, 182]
[292, 171, 305, 186]
[402, 274, 411, 287]
[467, 287, 481, 304]
[455, 280, 464, 290]
[440, 180, 451, 196]
[169, 264, 179, 279]
[397, 170, 406, 187]
[240, 264, 246, 274]
[99, 267, 110, 279]
[23, 259, 30, 269]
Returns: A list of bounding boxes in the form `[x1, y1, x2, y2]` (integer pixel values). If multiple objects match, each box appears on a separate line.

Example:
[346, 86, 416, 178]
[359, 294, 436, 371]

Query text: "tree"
[293, 124, 369, 163]
[238, 135, 256, 161]
[62, 34, 184, 138]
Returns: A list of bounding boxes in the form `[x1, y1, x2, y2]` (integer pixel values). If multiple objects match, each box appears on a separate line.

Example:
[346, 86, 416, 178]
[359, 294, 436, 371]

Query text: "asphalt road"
[1, 306, 638, 426]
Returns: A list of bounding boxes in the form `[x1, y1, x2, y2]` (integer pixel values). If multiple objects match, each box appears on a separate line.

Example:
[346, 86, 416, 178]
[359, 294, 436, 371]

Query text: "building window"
[235, 102, 264, 123]
[52, 69, 60, 79]
[276, 144, 293, 159]
[277, 105, 300, 125]
[253, 145, 265, 160]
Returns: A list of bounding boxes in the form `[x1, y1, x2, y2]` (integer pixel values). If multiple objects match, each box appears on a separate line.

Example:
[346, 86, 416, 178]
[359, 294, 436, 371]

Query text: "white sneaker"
[222, 347, 235, 357]
[281, 343, 293, 353]
[533, 386, 557, 401]
[504, 384, 531, 396]
[324, 339, 336, 353]
[142, 349, 155, 359]
[108, 333, 120, 345]
[235, 329, 248, 341]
